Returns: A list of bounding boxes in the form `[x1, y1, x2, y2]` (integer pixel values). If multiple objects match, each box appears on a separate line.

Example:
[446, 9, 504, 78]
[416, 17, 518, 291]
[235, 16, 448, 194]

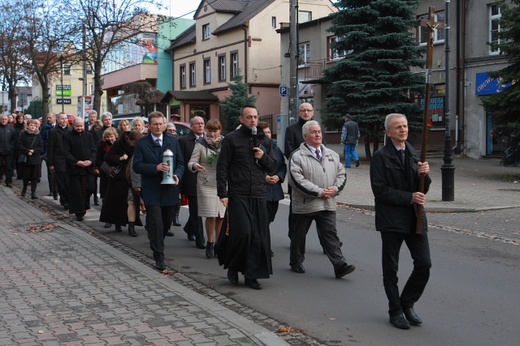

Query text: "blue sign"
[279, 85, 288, 97]
[476, 72, 513, 96]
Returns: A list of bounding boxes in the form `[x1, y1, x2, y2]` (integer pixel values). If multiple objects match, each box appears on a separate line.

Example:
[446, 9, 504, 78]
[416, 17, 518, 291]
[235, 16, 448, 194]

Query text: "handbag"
[18, 154, 27, 163]
[19, 135, 37, 164]
[100, 161, 122, 179]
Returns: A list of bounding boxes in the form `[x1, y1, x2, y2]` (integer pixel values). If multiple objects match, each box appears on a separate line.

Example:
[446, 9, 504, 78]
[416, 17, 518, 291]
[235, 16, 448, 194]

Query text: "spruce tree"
[322, 0, 425, 157]
[482, 0, 520, 136]
[220, 71, 256, 134]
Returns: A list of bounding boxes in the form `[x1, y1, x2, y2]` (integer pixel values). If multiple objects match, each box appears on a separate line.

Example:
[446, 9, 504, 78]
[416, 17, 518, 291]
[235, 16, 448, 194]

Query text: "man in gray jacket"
[288, 120, 355, 279]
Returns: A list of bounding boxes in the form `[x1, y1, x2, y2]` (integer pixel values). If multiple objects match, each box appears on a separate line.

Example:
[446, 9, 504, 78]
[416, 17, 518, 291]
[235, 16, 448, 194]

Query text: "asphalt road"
[65, 199, 520, 346]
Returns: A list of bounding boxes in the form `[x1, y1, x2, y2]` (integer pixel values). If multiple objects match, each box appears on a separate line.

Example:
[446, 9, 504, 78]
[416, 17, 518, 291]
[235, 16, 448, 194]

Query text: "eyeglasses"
[167, 129, 177, 133]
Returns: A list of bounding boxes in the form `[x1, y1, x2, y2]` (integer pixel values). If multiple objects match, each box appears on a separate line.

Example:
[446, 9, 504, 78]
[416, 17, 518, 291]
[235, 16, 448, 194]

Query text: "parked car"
[171, 121, 191, 137]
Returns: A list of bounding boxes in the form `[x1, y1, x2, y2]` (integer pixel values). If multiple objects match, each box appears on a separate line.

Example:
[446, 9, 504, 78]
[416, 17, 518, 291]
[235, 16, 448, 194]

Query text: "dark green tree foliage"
[323, 0, 425, 156]
[482, 0, 520, 135]
[26, 98, 43, 119]
[220, 71, 256, 134]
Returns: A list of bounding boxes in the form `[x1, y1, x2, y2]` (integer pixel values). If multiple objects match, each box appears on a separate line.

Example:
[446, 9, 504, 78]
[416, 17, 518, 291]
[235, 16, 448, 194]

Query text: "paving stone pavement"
[0, 186, 303, 346]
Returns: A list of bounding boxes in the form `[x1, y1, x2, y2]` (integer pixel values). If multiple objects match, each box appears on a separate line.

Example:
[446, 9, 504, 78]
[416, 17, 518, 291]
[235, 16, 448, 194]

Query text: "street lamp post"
[441, 0, 455, 201]
[58, 53, 65, 113]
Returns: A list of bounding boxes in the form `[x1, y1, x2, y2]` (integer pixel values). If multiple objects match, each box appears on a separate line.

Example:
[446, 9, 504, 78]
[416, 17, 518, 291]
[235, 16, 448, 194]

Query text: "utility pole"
[288, 0, 299, 126]
[441, 0, 455, 201]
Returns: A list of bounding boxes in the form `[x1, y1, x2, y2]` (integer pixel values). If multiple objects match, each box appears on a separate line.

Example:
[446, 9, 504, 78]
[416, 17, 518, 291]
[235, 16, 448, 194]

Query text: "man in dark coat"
[217, 105, 276, 290]
[370, 113, 432, 330]
[133, 111, 184, 271]
[178, 116, 206, 249]
[63, 117, 97, 221]
[47, 113, 71, 209]
[0, 114, 17, 187]
[40, 112, 57, 197]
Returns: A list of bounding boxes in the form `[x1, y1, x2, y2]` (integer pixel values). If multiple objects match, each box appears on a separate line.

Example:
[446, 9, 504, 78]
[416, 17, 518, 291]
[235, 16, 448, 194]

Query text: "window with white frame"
[189, 62, 196, 87]
[204, 58, 211, 84]
[417, 11, 445, 45]
[328, 36, 349, 60]
[489, 4, 503, 55]
[298, 42, 311, 67]
[230, 52, 239, 80]
[180, 64, 186, 89]
[202, 23, 211, 40]
[299, 11, 312, 23]
[218, 55, 226, 82]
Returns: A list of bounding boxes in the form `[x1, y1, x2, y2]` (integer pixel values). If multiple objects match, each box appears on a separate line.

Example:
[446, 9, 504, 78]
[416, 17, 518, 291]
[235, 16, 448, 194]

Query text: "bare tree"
[17, 0, 78, 121]
[69, 0, 162, 114]
[0, 0, 32, 112]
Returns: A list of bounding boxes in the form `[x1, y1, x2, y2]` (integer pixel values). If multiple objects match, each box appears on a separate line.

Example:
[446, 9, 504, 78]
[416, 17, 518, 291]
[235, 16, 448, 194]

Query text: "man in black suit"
[370, 113, 432, 330]
[178, 116, 206, 249]
[47, 112, 71, 210]
[133, 111, 184, 271]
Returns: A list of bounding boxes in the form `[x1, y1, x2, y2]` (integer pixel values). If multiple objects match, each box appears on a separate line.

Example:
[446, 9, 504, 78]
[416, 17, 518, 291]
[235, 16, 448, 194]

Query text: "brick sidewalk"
[0, 186, 296, 346]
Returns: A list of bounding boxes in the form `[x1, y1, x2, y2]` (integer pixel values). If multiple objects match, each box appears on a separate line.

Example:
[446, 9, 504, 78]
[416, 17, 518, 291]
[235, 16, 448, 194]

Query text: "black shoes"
[115, 225, 122, 232]
[63, 203, 69, 210]
[104, 223, 112, 228]
[205, 242, 214, 258]
[389, 314, 410, 330]
[76, 215, 84, 221]
[227, 269, 238, 285]
[173, 215, 181, 226]
[335, 264, 355, 278]
[291, 264, 305, 274]
[128, 225, 138, 237]
[245, 278, 262, 290]
[355, 160, 360, 167]
[5, 183, 12, 188]
[187, 233, 195, 241]
[165, 229, 174, 237]
[155, 260, 166, 271]
[403, 308, 422, 326]
[196, 242, 206, 249]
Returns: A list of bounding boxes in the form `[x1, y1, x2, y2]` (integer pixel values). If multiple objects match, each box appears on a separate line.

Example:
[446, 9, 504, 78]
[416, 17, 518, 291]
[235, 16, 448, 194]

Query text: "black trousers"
[290, 210, 347, 273]
[183, 194, 204, 245]
[381, 232, 432, 316]
[55, 171, 69, 206]
[0, 153, 13, 183]
[146, 205, 175, 262]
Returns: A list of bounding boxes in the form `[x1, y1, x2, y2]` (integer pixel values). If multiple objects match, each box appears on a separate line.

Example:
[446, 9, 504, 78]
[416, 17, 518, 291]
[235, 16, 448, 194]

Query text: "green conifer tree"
[220, 71, 256, 134]
[322, 0, 425, 158]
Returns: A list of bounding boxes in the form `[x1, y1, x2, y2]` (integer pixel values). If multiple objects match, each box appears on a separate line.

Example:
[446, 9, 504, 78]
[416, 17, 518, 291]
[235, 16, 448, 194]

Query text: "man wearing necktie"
[370, 113, 431, 330]
[178, 116, 206, 249]
[133, 111, 184, 271]
[288, 120, 355, 279]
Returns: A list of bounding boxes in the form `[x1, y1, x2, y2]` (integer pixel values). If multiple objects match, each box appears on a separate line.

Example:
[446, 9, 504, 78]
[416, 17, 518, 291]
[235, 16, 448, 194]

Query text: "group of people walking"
[1, 105, 433, 330]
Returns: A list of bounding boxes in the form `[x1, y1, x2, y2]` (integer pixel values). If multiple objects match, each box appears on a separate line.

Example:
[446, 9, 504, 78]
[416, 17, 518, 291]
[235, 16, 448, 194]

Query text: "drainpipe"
[242, 23, 249, 85]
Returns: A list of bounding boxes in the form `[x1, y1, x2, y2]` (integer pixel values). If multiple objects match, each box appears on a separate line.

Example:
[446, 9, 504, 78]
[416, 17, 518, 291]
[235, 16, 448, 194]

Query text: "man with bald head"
[63, 117, 97, 221]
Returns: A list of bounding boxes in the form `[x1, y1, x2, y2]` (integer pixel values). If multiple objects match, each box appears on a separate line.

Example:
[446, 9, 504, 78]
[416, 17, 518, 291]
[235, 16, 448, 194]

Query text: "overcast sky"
[158, 0, 200, 19]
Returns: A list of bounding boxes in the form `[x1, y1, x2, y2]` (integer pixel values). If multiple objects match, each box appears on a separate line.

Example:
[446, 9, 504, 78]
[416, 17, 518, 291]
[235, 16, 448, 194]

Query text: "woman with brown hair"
[188, 118, 226, 258]
[99, 130, 143, 235]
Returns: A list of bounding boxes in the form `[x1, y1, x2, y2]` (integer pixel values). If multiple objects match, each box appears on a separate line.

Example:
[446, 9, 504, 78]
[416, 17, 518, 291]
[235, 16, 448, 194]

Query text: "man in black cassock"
[216, 105, 276, 290]
[63, 117, 97, 221]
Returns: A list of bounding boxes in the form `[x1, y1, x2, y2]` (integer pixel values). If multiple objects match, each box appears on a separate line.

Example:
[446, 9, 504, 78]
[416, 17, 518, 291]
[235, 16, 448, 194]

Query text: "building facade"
[279, 0, 514, 158]
[166, 0, 336, 131]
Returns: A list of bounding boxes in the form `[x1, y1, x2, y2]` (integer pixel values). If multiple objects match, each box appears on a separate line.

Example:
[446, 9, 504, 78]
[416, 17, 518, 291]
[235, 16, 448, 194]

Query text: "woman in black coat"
[17, 119, 43, 199]
[99, 130, 143, 234]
